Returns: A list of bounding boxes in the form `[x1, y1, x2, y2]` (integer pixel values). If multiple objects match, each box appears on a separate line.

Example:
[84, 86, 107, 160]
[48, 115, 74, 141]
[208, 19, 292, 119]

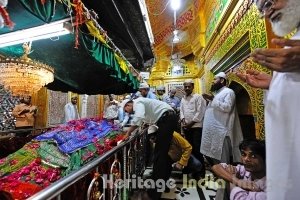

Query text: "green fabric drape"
[2, 0, 140, 94]
[81, 32, 139, 90]
[18, 0, 63, 23]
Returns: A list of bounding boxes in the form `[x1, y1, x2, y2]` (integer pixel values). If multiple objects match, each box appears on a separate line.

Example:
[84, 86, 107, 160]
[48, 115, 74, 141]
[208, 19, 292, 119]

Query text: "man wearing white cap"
[236, 0, 300, 199]
[169, 87, 181, 110]
[201, 72, 243, 165]
[64, 95, 80, 122]
[156, 85, 171, 105]
[122, 98, 177, 199]
[118, 95, 131, 126]
[138, 82, 157, 99]
[180, 79, 207, 178]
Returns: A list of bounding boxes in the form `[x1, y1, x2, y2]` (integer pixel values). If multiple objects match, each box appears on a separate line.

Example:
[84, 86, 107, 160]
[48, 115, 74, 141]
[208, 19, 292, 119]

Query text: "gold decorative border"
[229, 60, 270, 140]
[205, 0, 253, 65]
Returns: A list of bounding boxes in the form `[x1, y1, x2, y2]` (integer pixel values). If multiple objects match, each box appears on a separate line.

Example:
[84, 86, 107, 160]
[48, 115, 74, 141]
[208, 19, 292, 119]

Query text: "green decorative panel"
[207, 5, 267, 69]
[206, 0, 231, 41]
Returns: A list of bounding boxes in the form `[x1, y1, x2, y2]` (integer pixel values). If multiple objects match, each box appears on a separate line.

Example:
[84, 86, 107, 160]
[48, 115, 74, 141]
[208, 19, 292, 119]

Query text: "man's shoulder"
[219, 87, 234, 95]
[13, 103, 24, 109]
[172, 132, 181, 143]
[65, 102, 72, 107]
[192, 93, 206, 101]
[173, 131, 181, 138]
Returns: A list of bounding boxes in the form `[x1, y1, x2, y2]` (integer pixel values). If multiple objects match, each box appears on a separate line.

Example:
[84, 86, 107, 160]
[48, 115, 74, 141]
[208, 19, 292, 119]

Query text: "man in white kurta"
[103, 95, 119, 120]
[201, 72, 243, 164]
[64, 96, 80, 122]
[237, 0, 300, 199]
[122, 98, 177, 199]
[156, 85, 172, 105]
[180, 79, 207, 177]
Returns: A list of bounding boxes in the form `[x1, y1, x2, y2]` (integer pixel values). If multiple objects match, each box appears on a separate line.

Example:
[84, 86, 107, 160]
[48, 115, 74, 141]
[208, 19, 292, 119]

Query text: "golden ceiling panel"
[146, 0, 198, 58]
[154, 6, 194, 46]
[146, 0, 173, 34]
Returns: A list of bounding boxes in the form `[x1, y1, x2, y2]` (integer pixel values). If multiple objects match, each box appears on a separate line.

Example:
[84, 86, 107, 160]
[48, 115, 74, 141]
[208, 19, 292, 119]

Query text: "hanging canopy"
[0, 0, 153, 94]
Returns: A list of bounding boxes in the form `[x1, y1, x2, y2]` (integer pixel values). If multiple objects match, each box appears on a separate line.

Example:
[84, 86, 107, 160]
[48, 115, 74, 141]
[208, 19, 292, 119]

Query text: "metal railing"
[27, 129, 147, 200]
[0, 127, 52, 135]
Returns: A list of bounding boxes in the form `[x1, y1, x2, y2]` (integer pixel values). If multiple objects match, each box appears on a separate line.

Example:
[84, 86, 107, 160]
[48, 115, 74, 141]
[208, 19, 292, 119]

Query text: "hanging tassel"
[0, 6, 14, 29]
[72, 0, 85, 48]
[40, 0, 46, 4]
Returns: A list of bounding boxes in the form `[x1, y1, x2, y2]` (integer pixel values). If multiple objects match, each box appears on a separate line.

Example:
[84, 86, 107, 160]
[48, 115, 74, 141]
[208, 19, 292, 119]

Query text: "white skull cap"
[156, 85, 165, 91]
[215, 72, 227, 79]
[184, 79, 194, 84]
[148, 125, 158, 134]
[170, 87, 177, 92]
[121, 99, 131, 110]
[139, 82, 149, 89]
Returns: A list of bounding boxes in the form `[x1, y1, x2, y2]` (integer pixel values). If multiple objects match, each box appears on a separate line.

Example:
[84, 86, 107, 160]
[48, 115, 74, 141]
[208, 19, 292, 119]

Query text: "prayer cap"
[139, 82, 149, 89]
[156, 85, 165, 91]
[184, 79, 194, 84]
[215, 72, 227, 80]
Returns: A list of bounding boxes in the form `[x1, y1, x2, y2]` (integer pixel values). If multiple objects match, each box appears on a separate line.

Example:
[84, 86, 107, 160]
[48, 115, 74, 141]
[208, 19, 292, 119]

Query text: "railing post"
[122, 145, 127, 200]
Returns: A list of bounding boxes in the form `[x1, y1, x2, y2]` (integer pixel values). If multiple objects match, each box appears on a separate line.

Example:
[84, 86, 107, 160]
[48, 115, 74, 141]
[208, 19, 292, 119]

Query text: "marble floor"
[130, 168, 220, 200]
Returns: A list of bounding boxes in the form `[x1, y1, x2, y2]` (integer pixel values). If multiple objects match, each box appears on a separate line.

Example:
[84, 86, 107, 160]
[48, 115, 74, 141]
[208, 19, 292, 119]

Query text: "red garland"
[0, 6, 15, 29]
[73, 0, 85, 49]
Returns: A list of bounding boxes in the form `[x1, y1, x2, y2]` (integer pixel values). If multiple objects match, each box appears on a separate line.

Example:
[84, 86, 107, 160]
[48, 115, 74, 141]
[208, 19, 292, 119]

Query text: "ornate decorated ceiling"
[146, 0, 204, 72]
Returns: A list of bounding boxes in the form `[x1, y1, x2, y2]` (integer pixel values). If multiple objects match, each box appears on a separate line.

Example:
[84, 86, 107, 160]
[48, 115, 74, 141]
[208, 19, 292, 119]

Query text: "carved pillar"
[31, 87, 48, 128]
[80, 94, 88, 118]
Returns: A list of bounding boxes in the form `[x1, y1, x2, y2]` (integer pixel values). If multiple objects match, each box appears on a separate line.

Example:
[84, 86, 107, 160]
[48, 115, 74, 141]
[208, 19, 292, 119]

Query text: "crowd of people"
[117, 1, 300, 199]
[119, 73, 247, 199]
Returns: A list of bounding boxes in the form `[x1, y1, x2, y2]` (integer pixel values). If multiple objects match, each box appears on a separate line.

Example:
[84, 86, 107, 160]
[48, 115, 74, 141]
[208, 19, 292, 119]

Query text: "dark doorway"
[229, 81, 256, 139]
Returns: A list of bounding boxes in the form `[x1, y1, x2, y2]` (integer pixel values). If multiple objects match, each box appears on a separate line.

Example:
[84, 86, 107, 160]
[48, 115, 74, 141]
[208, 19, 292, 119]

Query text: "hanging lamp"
[0, 42, 54, 96]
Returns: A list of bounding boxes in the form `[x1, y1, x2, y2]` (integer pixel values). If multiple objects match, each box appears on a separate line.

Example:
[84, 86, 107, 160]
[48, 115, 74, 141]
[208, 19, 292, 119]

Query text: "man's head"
[211, 72, 227, 92]
[255, 0, 300, 36]
[169, 87, 177, 98]
[22, 96, 31, 105]
[156, 85, 165, 95]
[71, 96, 78, 105]
[139, 82, 150, 97]
[239, 139, 266, 173]
[108, 94, 114, 101]
[183, 79, 194, 96]
[122, 99, 134, 114]
[148, 126, 158, 143]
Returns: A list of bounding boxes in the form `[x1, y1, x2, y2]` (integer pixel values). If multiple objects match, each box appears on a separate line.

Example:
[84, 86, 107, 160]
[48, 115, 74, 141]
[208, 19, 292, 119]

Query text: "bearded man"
[64, 95, 80, 122]
[236, 0, 300, 199]
[201, 72, 243, 166]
